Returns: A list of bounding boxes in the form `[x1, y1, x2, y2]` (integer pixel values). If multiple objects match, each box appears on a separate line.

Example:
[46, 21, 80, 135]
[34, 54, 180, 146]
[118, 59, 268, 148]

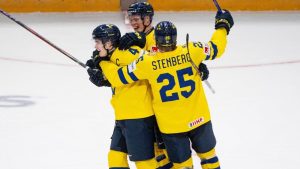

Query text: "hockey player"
[118, 1, 210, 81]
[119, 2, 156, 51]
[86, 24, 172, 169]
[119, 2, 173, 167]
[97, 2, 173, 168]
[95, 10, 234, 169]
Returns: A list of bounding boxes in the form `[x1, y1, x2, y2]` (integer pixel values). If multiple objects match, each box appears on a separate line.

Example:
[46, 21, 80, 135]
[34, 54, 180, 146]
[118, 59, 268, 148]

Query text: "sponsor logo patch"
[150, 46, 158, 55]
[152, 46, 158, 52]
[204, 43, 210, 56]
[189, 117, 204, 128]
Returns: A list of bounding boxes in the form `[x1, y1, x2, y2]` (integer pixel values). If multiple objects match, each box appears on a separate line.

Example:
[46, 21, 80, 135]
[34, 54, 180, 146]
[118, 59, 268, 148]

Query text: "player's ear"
[104, 40, 114, 50]
[143, 16, 151, 25]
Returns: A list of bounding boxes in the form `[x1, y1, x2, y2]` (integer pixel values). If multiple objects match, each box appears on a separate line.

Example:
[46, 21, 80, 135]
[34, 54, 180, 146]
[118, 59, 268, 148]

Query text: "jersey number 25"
[157, 67, 195, 102]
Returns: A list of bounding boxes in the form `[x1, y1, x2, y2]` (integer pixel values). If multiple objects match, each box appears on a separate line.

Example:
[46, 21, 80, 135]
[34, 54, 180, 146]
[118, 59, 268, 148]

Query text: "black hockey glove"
[87, 68, 111, 87]
[215, 9, 234, 35]
[86, 53, 110, 70]
[86, 58, 97, 69]
[91, 50, 99, 59]
[199, 63, 209, 81]
[86, 50, 100, 69]
[118, 32, 146, 50]
[93, 55, 110, 67]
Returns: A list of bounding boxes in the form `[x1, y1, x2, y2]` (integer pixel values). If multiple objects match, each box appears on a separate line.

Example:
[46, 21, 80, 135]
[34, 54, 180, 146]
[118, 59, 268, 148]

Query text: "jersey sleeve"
[189, 28, 227, 65]
[207, 28, 227, 60]
[145, 29, 156, 52]
[100, 55, 149, 87]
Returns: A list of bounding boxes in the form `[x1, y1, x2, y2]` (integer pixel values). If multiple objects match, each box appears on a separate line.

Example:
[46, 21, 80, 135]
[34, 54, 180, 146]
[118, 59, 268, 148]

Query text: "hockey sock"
[172, 157, 193, 169]
[155, 143, 173, 169]
[108, 150, 129, 169]
[135, 158, 158, 169]
[197, 148, 220, 169]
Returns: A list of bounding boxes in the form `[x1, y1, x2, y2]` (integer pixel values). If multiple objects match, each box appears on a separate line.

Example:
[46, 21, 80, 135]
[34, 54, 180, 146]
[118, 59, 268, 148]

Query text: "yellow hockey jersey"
[144, 28, 156, 52]
[101, 28, 227, 133]
[108, 46, 154, 120]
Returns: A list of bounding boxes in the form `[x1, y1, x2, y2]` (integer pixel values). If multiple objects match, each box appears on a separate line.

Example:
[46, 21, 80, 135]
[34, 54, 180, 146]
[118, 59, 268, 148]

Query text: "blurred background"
[1, 0, 300, 169]
[1, 0, 300, 12]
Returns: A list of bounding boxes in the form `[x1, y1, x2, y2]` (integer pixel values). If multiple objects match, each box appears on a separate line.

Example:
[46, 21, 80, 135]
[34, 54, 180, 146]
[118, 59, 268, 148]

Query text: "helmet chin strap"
[141, 16, 152, 33]
[108, 48, 115, 56]
[142, 21, 148, 33]
[103, 40, 116, 57]
[105, 46, 116, 57]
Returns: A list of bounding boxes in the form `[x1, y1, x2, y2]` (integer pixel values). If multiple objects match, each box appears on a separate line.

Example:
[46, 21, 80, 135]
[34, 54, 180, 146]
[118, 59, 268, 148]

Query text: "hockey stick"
[186, 34, 216, 94]
[0, 9, 87, 68]
[212, 0, 222, 12]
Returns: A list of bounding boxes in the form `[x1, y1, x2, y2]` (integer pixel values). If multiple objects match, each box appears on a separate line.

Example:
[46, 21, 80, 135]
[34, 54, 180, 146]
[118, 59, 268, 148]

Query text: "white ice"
[0, 11, 300, 169]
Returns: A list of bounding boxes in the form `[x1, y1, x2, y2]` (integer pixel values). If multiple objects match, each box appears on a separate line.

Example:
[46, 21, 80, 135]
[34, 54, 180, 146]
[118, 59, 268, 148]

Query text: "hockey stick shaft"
[204, 80, 216, 94]
[186, 34, 215, 94]
[0, 9, 86, 68]
[212, 0, 222, 12]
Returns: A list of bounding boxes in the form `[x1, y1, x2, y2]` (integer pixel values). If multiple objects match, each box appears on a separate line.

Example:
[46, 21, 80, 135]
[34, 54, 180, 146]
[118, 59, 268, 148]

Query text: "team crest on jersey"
[203, 43, 210, 56]
[188, 117, 204, 128]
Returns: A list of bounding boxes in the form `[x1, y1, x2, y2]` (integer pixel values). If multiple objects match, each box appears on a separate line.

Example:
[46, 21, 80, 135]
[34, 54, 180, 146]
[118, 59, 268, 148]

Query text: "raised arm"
[208, 9, 234, 60]
[190, 9, 234, 65]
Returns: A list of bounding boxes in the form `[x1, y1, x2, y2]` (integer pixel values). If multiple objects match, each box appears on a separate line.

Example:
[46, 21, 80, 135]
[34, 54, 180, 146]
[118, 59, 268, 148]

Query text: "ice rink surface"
[0, 11, 300, 169]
